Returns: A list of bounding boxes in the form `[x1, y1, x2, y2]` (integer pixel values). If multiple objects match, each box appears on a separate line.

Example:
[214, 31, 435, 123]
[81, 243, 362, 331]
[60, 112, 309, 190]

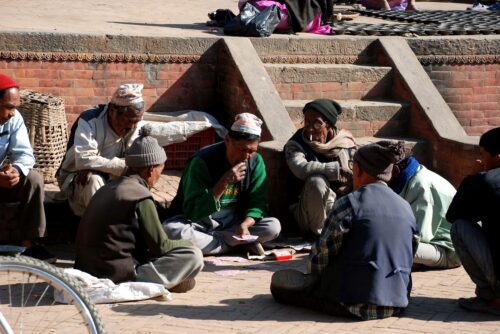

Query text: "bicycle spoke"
[0, 256, 105, 334]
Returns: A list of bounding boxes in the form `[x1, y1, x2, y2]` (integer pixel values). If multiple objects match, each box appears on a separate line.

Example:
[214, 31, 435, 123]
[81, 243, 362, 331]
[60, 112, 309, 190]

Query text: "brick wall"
[424, 63, 500, 136]
[0, 60, 217, 128]
[392, 74, 480, 187]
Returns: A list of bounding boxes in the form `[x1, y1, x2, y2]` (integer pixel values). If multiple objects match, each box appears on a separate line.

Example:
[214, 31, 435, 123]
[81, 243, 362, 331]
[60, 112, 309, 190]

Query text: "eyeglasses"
[302, 119, 327, 131]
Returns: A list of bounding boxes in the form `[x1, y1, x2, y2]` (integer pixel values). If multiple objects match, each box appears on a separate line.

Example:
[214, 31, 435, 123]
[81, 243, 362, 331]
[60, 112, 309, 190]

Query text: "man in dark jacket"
[75, 125, 203, 293]
[447, 127, 500, 315]
[271, 141, 418, 320]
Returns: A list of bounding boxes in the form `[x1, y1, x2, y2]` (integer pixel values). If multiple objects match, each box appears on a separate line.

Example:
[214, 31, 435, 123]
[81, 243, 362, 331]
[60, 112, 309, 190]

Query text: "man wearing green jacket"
[75, 125, 203, 293]
[164, 113, 281, 255]
[390, 155, 460, 269]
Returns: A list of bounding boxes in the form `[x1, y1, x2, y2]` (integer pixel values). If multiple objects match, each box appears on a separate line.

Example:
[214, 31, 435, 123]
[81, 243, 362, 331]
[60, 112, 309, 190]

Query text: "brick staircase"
[263, 59, 430, 163]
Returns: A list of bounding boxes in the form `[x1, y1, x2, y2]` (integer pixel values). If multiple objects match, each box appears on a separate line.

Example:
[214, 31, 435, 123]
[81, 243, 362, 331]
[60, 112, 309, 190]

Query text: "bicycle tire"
[0, 255, 106, 334]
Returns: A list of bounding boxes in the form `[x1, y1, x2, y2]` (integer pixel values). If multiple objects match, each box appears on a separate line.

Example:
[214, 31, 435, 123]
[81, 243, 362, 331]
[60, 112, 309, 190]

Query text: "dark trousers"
[0, 170, 46, 241]
[270, 269, 356, 319]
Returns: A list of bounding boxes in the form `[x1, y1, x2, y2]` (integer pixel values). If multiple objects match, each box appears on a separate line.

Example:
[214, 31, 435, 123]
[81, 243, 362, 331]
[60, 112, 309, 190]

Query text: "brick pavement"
[43, 155, 500, 334]
[87, 254, 500, 334]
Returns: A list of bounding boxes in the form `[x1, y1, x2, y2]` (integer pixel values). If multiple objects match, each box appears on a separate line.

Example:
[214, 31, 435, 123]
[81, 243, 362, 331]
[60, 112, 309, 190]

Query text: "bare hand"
[0, 164, 20, 189]
[474, 159, 486, 174]
[74, 170, 92, 186]
[236, 224, 251, 237]
[222, 162, 247, 185]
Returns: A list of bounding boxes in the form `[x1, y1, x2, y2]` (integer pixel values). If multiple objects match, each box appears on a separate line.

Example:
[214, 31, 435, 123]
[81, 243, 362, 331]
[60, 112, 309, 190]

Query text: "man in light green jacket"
[390, 156, 460, 269]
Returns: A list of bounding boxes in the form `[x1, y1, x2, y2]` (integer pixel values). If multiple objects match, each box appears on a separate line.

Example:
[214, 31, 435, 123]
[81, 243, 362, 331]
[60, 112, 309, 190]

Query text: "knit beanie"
[354, 140, 405, 182]
[303, 99, 342, 127]
[125, 124, 167, 168]
[479, 127, 500, 155]
[0, 73, 19, 92]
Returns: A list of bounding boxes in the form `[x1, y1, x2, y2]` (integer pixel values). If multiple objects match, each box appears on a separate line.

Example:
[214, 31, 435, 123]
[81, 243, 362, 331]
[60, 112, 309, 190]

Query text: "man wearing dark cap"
[0, 73, 55, 262]
[75, 125, 203, 293]
[284, 98, 356, 236]
[447, 127, 500, 315]
[271, 140, 418, 320]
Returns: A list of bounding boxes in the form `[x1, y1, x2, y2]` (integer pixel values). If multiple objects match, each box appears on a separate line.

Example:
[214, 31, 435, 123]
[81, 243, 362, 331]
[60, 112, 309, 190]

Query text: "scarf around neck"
[390, 156, 421, 194]
[304, 129, 357, 159]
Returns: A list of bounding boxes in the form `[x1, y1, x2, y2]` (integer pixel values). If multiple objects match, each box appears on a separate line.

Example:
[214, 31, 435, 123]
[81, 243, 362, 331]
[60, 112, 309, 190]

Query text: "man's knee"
[261, 217, 281, 239]
[163, 220, 190, 240]
[25, 170, 44, 190]
[190, 246, 204, 272]
[174, 245, 204, 273]
[450, 219, 471, 244]
[304, 175, 329, 194]
[86, 174, 105, 191]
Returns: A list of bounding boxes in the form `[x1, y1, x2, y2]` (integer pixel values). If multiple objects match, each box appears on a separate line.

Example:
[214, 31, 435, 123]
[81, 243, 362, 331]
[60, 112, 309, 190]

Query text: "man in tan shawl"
[284, 99, 357, 236]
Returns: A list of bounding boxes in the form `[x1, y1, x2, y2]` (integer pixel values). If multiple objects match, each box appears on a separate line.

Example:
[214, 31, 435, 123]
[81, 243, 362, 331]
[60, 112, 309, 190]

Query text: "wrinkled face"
[108, 104, 144, 137]
[225, 136, 259, 166]
[302, 109, 331, 144]
[0, 88, 20, 125]
[147, 164, 165, 188]
[479, 147, 500, 171]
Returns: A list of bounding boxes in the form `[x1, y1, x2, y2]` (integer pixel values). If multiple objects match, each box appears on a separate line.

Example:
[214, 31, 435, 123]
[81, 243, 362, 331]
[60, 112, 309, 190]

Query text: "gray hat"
[354, 140, 405, 182]
[126, 124, 167, 168]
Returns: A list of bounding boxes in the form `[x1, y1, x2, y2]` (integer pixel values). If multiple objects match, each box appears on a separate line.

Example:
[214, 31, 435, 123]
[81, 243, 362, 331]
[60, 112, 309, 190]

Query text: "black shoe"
[22, 245, 57, 264]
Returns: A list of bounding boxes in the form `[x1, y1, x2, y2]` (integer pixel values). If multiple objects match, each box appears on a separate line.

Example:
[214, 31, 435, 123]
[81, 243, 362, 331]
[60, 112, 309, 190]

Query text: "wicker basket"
[18, 90, 68, 184]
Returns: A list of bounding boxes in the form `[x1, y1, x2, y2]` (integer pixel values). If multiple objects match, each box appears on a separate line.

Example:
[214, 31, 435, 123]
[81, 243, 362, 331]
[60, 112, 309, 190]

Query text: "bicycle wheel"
[0, 256, 105, 334]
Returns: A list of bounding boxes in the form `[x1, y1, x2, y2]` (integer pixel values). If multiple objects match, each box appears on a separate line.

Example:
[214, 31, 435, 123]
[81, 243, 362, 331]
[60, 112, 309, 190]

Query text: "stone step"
[267, 63, 393, 100]
[285, 99, 409, 137]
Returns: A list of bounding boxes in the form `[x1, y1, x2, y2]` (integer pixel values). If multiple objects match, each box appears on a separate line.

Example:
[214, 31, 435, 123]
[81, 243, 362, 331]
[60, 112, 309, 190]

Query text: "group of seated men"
[1, 73, 499, 317]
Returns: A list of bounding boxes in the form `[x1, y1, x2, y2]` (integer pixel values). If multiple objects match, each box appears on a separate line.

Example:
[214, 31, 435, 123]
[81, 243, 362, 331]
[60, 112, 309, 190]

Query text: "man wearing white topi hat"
[164, 113, 281, 255]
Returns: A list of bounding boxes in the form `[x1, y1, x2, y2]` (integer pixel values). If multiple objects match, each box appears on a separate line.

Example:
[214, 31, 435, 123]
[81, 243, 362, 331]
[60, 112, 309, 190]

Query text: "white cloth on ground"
[54, 268, 171, 304]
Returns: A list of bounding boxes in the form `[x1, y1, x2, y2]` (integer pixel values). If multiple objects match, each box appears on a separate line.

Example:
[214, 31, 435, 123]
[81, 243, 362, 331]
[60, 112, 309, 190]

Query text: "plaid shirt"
[307, 194, 399, 320]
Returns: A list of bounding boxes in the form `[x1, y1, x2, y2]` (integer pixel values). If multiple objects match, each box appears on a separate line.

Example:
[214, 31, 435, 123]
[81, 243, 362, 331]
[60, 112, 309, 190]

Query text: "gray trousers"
[62, 173, 106, 217]
[414, 242, 461, 269]
[135, 245, 204, 289]
[451, 219, 500, 300]
[163, 215, 281, 255]
[0, 170, 46, 241]
[291, 175, 336, 236]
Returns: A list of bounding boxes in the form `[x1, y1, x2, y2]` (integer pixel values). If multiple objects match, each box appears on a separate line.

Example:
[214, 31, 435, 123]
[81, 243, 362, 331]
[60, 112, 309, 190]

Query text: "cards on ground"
[232, 235, 259, 242]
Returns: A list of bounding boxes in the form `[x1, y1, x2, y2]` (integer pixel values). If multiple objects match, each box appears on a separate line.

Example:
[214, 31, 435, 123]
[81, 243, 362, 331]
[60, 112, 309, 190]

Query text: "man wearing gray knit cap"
[271, 140, 418, 320]
[75, 125, 204, 293]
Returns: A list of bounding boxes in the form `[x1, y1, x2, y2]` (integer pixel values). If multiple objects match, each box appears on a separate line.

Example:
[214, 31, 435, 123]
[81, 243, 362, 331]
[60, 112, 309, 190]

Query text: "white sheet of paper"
[232, 235, 259, 242]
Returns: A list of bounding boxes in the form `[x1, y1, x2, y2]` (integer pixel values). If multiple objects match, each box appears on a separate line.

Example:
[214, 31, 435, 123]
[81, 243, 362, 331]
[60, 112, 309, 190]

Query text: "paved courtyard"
[46, 170, 500, 333]
[2, 0, 499, 332]
[55, 251, 498, 334]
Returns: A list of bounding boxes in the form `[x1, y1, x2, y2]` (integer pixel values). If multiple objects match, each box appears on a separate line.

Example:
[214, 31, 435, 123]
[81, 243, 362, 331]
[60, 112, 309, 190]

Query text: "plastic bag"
[249, 4, 281, 37]
[224, 2, 281, 37]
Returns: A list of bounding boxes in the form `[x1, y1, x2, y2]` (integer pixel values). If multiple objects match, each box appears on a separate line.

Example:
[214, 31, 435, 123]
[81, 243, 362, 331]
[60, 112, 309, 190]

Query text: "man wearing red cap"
[0, 73, 55, 262]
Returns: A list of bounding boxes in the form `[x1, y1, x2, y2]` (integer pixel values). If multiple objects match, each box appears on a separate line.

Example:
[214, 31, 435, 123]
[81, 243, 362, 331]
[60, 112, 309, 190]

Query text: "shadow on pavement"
[110, 293, 356, 323]
[404, 296, 500, 322]
[110, 293, 500, 323]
